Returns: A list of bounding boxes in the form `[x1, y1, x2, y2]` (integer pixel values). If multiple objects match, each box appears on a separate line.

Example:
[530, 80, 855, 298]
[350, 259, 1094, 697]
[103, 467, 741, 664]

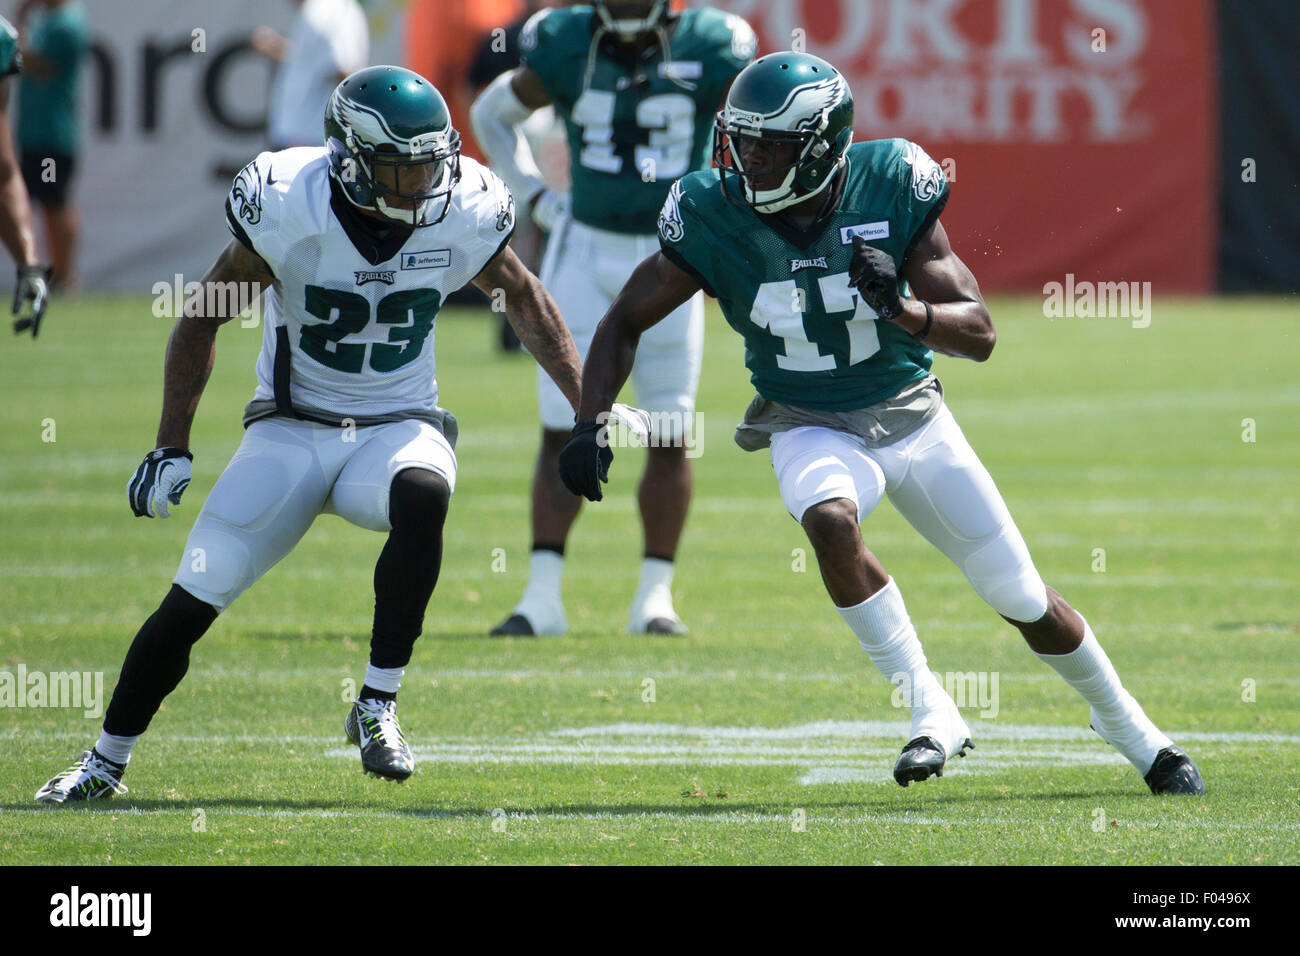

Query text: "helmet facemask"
[332, 131, 462, 228]
[714, 115, 842, 215]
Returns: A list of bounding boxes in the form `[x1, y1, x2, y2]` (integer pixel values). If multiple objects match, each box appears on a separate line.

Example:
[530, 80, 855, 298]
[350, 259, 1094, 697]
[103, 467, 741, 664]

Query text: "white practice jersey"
[225, 148, 515, 426]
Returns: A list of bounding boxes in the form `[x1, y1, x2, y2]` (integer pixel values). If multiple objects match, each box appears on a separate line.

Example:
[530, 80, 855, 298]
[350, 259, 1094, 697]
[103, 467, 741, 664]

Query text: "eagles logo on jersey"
[902, 141, 946, 203]
[657, 180, 685, 243]
[230, 160, 265, 227]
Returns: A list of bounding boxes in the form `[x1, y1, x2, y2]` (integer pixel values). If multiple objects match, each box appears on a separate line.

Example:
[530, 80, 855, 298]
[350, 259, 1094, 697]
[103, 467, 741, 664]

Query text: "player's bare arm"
[155, 238, 272, 450]
[559, 251, 699, 503]
[898, 219, 995, 361]
[850, 220, 995, 363]
[0, 82, 38, 269]
[472, 242, 582, 412]
[576, 251, 700, 422]
[0, 78, 50, 336]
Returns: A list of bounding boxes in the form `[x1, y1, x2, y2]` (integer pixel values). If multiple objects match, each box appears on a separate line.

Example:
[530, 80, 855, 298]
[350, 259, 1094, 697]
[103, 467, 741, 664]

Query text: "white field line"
[1, 804, 1297, 834]
[5, 722, 1298, 746]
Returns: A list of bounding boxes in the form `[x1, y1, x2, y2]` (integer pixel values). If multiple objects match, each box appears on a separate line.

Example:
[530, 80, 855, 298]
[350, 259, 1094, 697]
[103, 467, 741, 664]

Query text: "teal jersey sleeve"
[657, 170, 723, 297]
[0, 16, 21, 79]
[517, 6, 590, 107]
[688, 8, 757, 111]
[888, 139, 950, 260]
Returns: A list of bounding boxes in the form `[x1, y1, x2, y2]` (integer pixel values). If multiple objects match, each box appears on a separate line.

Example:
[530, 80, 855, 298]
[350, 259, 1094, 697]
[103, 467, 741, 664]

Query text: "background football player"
[0, 14, 50, 338]
[471, 0, 756, 637]
[35, 66, 583, 802]
[559, 52, 1205, 795]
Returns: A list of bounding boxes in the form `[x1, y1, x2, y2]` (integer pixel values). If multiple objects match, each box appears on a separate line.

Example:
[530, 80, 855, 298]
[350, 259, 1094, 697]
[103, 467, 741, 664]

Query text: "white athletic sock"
[518, 550, 564, 609]
[363, 664, 405, 695]
[94, 731, 137, 767]
[839, 578, 966, 751]
[1035, 618, 1171, 774]
[629, 557, 678, 625]
[513, 550, 567, 633]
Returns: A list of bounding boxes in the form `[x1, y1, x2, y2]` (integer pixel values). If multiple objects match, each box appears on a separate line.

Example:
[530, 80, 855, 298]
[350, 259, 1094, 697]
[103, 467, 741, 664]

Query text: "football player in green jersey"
[560, 52, 1204, 796]
[0, 14, 50, 337]
[472, 0, 756, 637]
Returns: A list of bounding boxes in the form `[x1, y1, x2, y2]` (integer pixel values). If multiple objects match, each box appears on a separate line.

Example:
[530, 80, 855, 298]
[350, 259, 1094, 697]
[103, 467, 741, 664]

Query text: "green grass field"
[1, 295, 1297, 865]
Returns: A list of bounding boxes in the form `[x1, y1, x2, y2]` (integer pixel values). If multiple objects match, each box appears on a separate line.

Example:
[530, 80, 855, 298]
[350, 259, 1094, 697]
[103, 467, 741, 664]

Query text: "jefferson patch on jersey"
[658, 138, 950, 411]
[520, 5, 755, 234]
[225, 148, 513, 427]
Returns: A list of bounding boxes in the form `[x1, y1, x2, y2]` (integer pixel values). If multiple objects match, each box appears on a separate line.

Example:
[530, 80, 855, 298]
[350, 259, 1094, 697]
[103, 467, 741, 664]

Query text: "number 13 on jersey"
[571, 89, 696, 181]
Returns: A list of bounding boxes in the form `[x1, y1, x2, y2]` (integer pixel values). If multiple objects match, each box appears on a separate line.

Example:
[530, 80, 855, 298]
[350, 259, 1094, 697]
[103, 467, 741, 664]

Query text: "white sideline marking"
[7, 722, 1298, 746]
[2, 804, 1297, 833]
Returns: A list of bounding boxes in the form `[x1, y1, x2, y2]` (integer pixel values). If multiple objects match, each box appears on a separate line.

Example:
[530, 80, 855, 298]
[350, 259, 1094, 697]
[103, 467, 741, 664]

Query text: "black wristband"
[912, 300, 934, 341]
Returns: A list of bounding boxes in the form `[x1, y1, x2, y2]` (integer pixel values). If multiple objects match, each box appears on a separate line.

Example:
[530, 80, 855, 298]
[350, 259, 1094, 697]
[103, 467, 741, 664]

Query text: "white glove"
[530, 188, 570, 233]
[127, 447, 193, 518]
[605, 402, 653, 446]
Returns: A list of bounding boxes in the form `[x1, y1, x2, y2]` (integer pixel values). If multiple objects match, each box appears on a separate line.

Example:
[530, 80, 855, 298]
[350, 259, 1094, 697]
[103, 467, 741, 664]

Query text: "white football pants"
[770, 403, 1050, 623]
[173, 417, 456, 612]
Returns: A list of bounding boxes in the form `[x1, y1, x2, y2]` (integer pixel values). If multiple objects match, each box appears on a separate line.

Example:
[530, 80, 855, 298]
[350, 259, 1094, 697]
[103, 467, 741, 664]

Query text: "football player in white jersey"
[35, 67, 583, 802]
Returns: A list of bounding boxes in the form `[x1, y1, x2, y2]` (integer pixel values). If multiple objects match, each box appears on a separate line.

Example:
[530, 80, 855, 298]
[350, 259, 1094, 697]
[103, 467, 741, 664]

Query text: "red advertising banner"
[712, 0, 1217, 293]
[410, 0, 1217, 292]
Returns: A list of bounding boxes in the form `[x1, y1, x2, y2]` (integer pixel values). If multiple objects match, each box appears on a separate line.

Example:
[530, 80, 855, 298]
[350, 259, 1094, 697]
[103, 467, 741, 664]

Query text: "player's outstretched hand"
[558, 419, 612, 502]
[127, 447, 194, 518]
[11, 265, 51, 337]
[848, 235, 903, 320]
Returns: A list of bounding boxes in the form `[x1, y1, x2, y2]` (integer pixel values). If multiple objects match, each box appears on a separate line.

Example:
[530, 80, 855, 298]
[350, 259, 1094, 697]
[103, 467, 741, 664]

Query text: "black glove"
[12, 265, 51, 337]
[557, 419, 613, 502]
[127, 447, 194, 518]
[848, 236, 903, 320]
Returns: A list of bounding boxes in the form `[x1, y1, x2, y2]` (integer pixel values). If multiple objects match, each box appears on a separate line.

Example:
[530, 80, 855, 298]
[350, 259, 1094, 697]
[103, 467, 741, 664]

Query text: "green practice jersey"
[658, 138, 951, 411]
[0, 16, 21, 79]
[520, 4, 755, 235]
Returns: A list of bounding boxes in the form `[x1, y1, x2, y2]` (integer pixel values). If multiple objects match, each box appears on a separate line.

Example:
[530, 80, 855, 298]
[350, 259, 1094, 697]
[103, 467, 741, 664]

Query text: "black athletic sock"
[103, 585, 218, 737]
[370, 468, 449, 670]
[358, 684, 396, 702]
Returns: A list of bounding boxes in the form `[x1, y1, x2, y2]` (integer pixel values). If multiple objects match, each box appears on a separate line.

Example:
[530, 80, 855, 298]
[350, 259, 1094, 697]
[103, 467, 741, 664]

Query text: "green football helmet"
[713, 52, 854, 214]
[325, 66, 462, 227]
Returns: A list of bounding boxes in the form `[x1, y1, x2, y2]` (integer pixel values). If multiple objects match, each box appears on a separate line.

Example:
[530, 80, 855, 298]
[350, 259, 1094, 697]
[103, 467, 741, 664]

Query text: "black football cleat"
[489, 613, 536, 637]
[1144, 746, 1206, 795]
[35, 749, 128, 804]
[893, 735, 974, 787]
[344, 698, 414, 780]
[642, 616, 689, 636]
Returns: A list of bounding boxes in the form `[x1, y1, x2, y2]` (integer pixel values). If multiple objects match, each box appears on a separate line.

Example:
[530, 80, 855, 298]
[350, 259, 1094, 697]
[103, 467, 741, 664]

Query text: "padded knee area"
[962, 530, 1049, 622]
[389, 468, 450, 538]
